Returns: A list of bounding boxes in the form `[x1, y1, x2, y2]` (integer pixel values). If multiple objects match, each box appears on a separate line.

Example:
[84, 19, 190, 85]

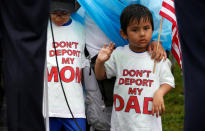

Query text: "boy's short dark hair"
[120, 4, 154, 34]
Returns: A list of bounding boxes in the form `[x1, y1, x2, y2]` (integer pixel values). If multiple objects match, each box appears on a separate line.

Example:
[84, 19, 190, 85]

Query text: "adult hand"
[147, 41, 167, 62]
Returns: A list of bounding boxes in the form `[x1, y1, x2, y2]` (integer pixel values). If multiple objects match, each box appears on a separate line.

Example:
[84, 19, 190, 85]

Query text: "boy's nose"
[140, 30, 145, 36]
[55, 17, 63, 22]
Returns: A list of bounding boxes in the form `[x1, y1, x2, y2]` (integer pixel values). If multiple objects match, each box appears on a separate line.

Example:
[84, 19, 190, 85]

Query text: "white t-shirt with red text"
[104, 45, 175, 131]
[46, 20, 86, 118]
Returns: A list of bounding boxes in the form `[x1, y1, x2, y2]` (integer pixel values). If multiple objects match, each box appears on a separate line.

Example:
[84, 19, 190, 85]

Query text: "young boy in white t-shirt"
[46, 0, 86, 130]
[95, 4, 175, 131]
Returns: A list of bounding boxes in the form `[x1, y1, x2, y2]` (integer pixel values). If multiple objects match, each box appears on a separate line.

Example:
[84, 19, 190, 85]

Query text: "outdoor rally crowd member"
[46, 0, 87, 130]
[95, 4, 174, 131]
[76, 0, 172, 130]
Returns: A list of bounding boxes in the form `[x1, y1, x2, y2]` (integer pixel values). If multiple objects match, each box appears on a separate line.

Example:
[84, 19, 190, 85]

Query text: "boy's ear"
[120, 29, 128, 40]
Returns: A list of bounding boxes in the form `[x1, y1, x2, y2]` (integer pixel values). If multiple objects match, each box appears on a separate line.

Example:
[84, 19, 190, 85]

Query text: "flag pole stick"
[153, 17, 163, 73]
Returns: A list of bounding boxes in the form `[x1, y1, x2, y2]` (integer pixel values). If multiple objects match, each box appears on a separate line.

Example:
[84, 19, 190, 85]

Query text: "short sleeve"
[104, 50, 117, 79]
[81, 52, 90, 68]
[159, 59, 175, 88]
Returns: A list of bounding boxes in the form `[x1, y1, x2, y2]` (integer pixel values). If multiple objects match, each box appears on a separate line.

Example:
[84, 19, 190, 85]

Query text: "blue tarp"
[72, 0, 172, 51]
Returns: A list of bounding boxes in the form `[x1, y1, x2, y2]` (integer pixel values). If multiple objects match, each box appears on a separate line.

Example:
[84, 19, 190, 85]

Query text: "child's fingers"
[159, 103, 166, 116]
[159, 105, 162, 116]
[152, 105, 159, 117]
[152, 105, 155, 116]
[106, 42, 115, 55]
[162, 103, 166, 113]
[109, 42, 115, 50]
[103, 44, 107, 48]
[108, 43, 111, 49]
[108, 42, 113, 49]
[111, 42, 115, 50]
[155, 107, 159, 118]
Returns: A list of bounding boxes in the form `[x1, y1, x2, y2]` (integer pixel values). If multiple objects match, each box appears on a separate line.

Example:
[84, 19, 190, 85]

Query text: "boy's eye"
[132, 28, 139, 32]
[144, 26, 150, 30]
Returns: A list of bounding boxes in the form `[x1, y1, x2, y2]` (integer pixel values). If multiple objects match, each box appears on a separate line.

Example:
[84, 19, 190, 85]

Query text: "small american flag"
[159, 0, 182, 69]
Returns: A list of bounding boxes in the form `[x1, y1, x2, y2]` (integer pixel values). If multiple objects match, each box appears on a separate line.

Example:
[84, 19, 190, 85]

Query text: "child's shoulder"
[115, 45, 129, 52]
[71, 19, 85, 32]
[159, 58, 172, 68]
[72, 19, 84, 27]
[110, 45, 128, 56]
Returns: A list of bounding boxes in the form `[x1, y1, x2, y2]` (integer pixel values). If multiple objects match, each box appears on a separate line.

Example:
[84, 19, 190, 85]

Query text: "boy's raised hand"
[97, 42, 115, 63]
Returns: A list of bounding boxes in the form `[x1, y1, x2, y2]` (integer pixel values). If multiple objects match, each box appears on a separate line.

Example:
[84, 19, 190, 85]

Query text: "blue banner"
[74, 0, 172, 51]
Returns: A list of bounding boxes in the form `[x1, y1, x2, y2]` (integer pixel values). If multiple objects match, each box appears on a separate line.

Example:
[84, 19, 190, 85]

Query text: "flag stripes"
[159, 0, 176, 25]
[172, 25, 182, 68]
[160, 0, 182, 69]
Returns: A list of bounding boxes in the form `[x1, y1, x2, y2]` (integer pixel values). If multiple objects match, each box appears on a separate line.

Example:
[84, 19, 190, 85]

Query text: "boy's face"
[50, 11, 71, 26]
[120, 18, 153, 52]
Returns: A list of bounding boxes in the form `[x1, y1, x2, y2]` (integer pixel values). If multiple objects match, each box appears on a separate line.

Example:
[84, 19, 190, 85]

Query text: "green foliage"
[162, 61, 184, 131]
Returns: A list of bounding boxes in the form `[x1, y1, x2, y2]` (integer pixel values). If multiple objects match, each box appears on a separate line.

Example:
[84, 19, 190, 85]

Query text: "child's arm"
[152, 83, 172, 117]
[95, 42, 115, 80]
